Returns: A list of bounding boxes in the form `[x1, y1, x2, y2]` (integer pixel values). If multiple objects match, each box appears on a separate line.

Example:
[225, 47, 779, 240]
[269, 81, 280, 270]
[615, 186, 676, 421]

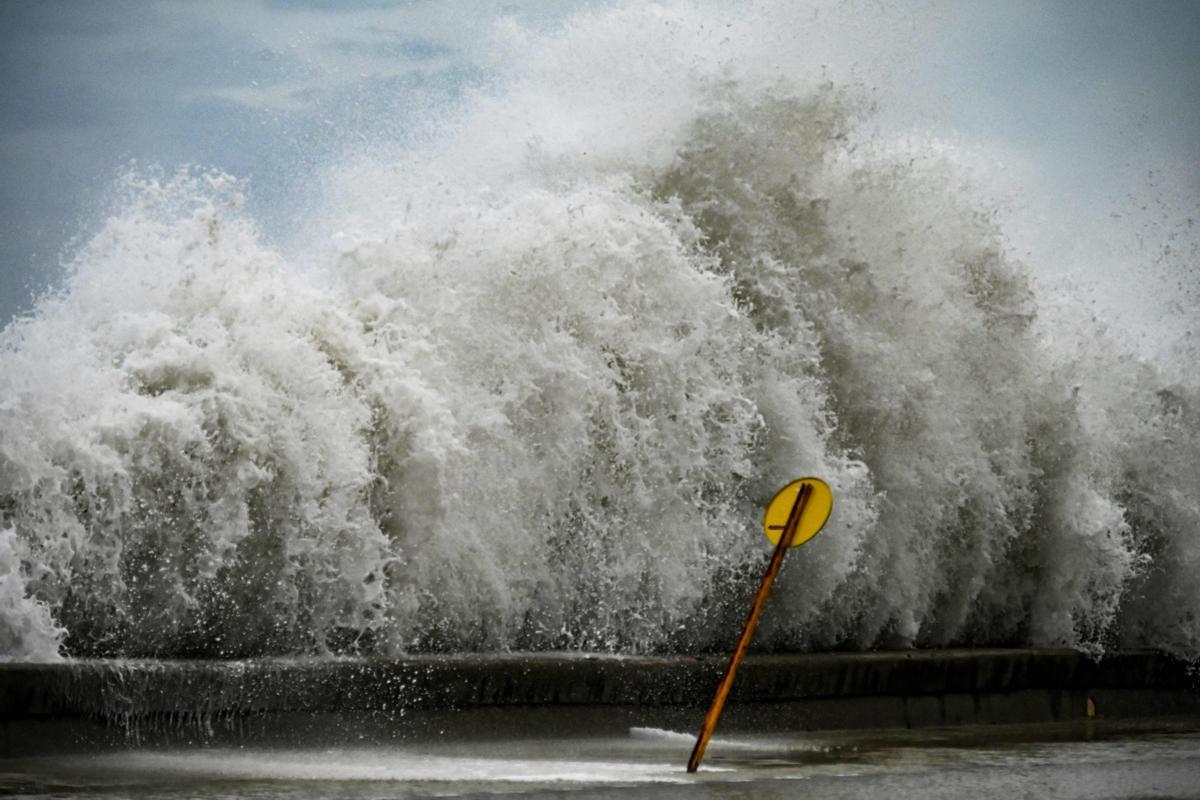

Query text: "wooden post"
[686, 481, 812, 773]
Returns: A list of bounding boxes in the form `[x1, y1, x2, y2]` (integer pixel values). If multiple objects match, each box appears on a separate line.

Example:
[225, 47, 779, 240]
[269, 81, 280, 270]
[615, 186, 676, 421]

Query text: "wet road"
[4, 719, 1200, 799]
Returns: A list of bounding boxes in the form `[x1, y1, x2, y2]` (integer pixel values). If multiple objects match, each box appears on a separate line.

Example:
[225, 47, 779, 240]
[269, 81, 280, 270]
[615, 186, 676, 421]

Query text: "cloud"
[154, 1, 486, 113]
[266, 0, 430, 11]
[327, 34, 454, 61]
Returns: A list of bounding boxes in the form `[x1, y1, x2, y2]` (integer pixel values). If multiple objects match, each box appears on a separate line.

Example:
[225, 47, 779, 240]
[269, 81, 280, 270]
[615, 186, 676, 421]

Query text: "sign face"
[762, 477, 833, 547]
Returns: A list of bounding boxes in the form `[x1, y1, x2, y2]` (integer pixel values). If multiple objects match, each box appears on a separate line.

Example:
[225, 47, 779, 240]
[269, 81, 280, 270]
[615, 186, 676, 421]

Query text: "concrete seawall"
[3, 649, 1198, 751]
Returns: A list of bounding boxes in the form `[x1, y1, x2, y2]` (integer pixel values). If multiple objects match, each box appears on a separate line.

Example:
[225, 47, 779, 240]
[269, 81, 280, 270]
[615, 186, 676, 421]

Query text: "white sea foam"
[0, 527, 64, 660]
[56, 749, 690, 784]
[0, 1, 1196, 661]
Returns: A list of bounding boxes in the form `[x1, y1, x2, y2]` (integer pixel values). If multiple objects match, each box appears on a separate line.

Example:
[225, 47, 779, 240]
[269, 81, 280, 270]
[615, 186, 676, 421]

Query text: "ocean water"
[1, 2, 1197, 662]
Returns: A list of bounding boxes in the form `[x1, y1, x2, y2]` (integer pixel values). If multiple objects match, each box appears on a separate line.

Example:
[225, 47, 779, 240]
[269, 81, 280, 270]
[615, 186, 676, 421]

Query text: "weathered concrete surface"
[2, 649, 1198, 749]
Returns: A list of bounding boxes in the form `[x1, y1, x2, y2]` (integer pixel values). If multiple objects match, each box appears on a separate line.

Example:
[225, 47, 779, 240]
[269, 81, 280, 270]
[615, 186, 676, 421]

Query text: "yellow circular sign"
[762, 477, 833, 547]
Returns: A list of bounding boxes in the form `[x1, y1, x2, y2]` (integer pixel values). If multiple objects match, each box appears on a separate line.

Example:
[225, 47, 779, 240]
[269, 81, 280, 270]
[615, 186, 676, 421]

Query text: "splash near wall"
[0, 2, 1197, 662]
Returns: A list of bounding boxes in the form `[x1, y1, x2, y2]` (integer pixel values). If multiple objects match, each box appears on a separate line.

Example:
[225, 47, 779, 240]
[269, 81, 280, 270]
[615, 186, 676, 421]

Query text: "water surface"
[5, 720, 1200, 799]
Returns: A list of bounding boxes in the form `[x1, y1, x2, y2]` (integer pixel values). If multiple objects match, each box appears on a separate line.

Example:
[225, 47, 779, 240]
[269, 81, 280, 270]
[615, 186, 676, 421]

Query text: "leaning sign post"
[686, 476, 834, 773]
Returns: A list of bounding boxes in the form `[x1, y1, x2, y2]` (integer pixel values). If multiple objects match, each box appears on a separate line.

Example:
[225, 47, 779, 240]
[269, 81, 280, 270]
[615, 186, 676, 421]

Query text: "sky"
[0, 0, 1197, 353]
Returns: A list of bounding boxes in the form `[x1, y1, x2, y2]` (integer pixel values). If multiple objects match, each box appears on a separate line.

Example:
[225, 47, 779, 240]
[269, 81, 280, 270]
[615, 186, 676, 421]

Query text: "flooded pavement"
[4, 719, 1200, 799]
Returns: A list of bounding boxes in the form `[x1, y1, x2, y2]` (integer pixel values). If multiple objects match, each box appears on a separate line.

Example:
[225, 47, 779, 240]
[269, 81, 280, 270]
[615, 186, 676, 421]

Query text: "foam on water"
[76, 749, 690, 784]
[0, 1, 1197, 662]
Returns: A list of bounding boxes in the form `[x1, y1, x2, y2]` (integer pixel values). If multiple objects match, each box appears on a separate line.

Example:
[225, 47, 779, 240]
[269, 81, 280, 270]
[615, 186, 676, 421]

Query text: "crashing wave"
[0, 3, 1196, 661]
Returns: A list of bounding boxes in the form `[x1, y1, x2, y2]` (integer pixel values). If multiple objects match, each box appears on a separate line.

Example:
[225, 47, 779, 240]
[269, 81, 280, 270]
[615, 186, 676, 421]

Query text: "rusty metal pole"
[686, 481, 812, 774]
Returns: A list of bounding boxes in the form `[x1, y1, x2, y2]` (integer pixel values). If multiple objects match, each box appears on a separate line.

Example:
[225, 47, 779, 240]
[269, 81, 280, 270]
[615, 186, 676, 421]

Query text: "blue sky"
[1, 1, 1196, 347]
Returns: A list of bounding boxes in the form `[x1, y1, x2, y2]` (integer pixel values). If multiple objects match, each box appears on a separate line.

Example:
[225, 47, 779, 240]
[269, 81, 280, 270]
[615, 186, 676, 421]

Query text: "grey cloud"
[267, 0, 430, 11]
[327, 34, 455, 61]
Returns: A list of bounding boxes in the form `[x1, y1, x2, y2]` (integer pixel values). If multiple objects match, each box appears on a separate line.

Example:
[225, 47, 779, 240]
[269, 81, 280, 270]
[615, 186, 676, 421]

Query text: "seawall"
[3, 649, 1198, 752]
